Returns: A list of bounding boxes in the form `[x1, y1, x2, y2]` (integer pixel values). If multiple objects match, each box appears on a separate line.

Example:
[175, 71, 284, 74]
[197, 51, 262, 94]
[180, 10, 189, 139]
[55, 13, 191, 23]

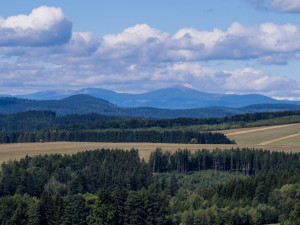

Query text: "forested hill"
[0, 95, 119, 115]
[1, 94, 300, 118]
[0, 110, 131, 132]
[1, 109, 300, 133]
[15, 86, 300, 109]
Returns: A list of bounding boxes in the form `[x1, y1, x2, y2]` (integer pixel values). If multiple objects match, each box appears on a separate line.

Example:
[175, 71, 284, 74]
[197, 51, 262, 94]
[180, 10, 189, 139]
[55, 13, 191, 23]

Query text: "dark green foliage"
[0, 130, 9, 143]
[0, 148, 299, 224]
[169, 173, 178, 196]
[289, 202, 300, 225]
[149, 148, 300, 174]
[3, 129, 234, 144]
[40, 190, 56, 225]
[0, 110, 129, 133]
[0, 149, 152, 197]
[63, 194, 88, 225]
[0, 188, 169, 225]
[1, 108, 300, 133]
[41, 109, 300, 131]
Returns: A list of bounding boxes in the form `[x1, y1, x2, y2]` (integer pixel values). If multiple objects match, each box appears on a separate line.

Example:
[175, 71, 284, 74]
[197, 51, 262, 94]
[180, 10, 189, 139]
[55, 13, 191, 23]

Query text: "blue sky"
[0, 0, 300, 99]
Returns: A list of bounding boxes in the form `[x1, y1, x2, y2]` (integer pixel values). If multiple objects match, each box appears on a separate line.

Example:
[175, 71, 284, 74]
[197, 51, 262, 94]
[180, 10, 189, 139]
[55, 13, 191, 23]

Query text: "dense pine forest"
[2, 109, 300, 145]
[0, 148, 299, 224]
[0, 110, 300, 224]
[1, 109, 300, 132]
[0, 129, 234, 144]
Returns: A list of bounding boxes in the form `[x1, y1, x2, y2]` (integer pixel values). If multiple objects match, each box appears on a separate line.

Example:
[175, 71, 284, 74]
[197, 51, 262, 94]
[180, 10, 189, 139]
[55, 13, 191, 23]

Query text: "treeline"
[1, 109, 300, 133]
[149, 148, 299, 174]
[0, 148, 299, 224]
[0, 130, 234, 144]
[55, 110, 300, 130]
[0, 110, 129, 132]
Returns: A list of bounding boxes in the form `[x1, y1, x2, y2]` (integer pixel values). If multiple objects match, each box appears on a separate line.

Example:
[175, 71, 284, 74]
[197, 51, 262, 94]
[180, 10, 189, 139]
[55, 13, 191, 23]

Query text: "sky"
[0, 0, 300, 100]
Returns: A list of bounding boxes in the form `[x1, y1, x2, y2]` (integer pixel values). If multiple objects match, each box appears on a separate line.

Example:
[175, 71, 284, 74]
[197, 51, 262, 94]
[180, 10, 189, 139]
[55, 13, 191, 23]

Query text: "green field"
[220, 123, 300, 146]
[271, 135, 300, 145]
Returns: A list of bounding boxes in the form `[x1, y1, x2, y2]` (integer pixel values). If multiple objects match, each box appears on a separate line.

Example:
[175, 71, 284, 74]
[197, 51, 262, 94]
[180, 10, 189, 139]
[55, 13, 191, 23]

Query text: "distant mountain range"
[12, 86, 300, 109]
[1, 94, 300, 118]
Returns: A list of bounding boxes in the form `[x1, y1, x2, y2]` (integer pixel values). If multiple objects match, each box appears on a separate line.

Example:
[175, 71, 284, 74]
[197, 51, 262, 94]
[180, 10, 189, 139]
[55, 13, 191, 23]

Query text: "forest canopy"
[0, 148, 299, 224]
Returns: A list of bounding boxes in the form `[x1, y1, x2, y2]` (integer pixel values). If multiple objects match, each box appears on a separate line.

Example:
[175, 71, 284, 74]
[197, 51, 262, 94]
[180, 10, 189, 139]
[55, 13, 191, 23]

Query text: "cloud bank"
[0, 6, 299, 99]
[28, 22, 300, 65]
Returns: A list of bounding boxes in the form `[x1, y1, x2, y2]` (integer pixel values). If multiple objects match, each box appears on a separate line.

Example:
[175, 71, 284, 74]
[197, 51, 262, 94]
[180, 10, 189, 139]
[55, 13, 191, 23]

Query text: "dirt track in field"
[226, 123, 299, 136]
[258, 133, 300, 145]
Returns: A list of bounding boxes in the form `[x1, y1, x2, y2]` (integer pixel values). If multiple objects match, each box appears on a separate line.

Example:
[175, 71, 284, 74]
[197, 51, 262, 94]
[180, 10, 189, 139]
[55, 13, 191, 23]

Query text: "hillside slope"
[1, 94, 300, 118]
[15, 86, 300, 109]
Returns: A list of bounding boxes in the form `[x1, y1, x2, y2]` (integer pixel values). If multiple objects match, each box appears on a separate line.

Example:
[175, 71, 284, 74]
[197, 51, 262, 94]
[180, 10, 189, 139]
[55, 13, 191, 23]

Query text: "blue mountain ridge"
[10, 86, 300, 109]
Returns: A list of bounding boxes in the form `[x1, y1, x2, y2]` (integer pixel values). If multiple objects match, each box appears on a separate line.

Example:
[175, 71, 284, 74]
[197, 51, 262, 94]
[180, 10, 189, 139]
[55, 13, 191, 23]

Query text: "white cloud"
[273, 96, 300, 101]
[0, 58, 299, 99]
[0, 6, 72, 46]
[36, 22, 298, 65]
[2, 20, 300, 64]
[222, 67, 297, 91]
[0, 7, 300, 99]
[102, 24, 168, 46]
[100, 22, 300, 63]
[169, 22, 300, 62]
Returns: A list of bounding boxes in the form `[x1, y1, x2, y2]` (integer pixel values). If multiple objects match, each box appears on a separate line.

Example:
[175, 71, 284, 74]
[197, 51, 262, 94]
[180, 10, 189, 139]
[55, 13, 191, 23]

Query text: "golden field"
[0, 141, 299, 164]
[0, 123, 299, 163]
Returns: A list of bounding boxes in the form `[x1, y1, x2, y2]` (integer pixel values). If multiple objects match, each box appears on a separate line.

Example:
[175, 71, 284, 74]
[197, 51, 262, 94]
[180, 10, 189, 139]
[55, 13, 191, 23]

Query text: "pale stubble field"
[0, 123, 299, 164]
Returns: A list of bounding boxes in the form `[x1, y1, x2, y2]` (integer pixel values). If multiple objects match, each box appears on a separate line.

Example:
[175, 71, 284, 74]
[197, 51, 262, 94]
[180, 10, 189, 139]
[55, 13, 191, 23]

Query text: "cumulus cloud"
[98, 24, 169, 64]
[248, 0, 300, 13]
[2, 21, 300, 64]
[0, 6, 72, 46]
[222, 67, 297, 91]
[94, 22, 300, 63]
[1, 58, 299, 100]
[151, 63, 299, 97]
[0, 8, 300, 99]
[32, 22, 299, 65]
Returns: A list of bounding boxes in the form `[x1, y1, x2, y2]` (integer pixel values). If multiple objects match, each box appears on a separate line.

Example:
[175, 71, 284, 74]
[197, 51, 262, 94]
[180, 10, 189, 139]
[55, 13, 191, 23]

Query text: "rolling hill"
[1, 94, 300, 118]
[13, 86, 300, 109]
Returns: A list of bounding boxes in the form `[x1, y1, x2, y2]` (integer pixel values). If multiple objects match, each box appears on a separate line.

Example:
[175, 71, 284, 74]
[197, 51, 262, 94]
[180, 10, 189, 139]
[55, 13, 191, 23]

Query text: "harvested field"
[0, 123, 299, 164]
[225, 123, 299, 136]
[220, 123, 300, 146]
[259, 133, 300, 145]
[0, 141, 299, 164]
